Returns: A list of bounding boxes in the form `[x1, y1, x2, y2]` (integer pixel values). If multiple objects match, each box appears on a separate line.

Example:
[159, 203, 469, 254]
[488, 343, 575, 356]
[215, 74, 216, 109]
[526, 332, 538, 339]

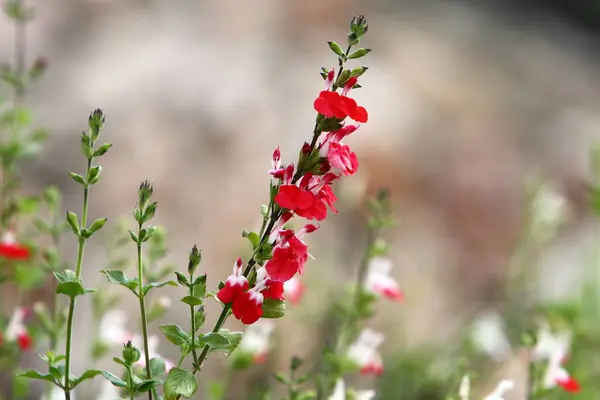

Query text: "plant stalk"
[137, 221, 153, 400]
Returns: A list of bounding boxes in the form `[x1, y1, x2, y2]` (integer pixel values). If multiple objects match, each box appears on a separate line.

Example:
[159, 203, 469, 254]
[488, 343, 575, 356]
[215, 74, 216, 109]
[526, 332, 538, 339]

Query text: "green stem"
[137, 221, 153, 400]
[128, 366, 135, 400]
[189, 274, 199, 369]
[64, 160, 92, 400]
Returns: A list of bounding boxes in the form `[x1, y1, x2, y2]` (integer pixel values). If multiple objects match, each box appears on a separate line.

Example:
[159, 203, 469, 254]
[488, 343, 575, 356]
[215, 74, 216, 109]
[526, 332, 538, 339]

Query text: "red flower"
[17, 332, 32, 351]
[261, 281, 285, 301]
[275, 185, 327, 221]
[265, 231, 310, 282]
[557, 376, 580, 393]
[232, 290, 264, 325]
[217, 258, 249, 304]
[314, 91, 368, 123]
[0, 232, 29, 260]
[327, 142, 358, 176]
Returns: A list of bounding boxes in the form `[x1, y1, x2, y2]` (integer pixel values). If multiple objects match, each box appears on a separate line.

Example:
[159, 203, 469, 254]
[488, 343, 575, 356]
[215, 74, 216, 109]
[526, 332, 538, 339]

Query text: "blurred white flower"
[458, 375, 470, 400]
[133, 334, 174, 371]
[157, 296, 172, 309]
[239, 319, 275, 363]
[5, 307, 28, 341]
[531, 184, 568, 241]
[471, 311, 511, 361]
[96, 378, 121, 400]
[328, 379, 375, 400]
[483, 379, 514, 400]
[532, 323, 571, 361]
[364, 257, 403, 301]
[347, 328, 385, 376]
[99, 309, 134, 346]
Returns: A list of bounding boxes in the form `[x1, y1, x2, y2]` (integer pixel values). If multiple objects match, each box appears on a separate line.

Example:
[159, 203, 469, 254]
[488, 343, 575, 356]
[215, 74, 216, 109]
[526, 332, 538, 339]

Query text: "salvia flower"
[5, 307, 32, 351]
[314, 87, 368, 123]
[364, 257, 403, 301]
[265, 226, 317, 282]
[532, 324, 579, 392]
[238, 319, 275, 364]
[347, 328, 385, 376]
[328, 379, 375, 400]
[217, 257, 249, 304]
[0, 231, 30, 260]
[482, 380, 514, 400]
[232, 286, 265, 325]
[275, 174, 338, 221]
[283, 276, 304, 305]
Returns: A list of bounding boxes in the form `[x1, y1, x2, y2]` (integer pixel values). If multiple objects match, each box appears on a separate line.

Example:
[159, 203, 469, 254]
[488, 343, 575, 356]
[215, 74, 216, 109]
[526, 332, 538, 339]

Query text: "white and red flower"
[347, 328, 385, 376]
[283, 276, 304, 305]
[238, 319, 275, 364]
[483, 379, 514, 400]
[328, 379, 375, 400]
[6, 307, 32, 351]
[217, 258, 249, 304]
[265, 225, 317, 282]
[364, 257, 403, 301]
[0, 231, 30, 260]
[533, 325, 579, 393]
[274, 173, 339, 221]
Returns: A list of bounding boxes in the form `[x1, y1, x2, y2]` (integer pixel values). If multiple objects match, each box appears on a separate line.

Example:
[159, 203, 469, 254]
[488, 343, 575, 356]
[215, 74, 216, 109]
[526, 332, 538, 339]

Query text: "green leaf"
[242, 230, 260, 249]
[327, 41, 345, 58]
[66, 211, 80, 236]
[164, 368, 198, 399]
[143, 280, 177, 296]
[350, 66, 368, 77]
[208, 329, 243, 356]
[87, 218, 108, 236]
[70, 369, 102, 388]
[56, 280, 85, 298]
[135, 378, 163, 392]
[101, 370, 127, 388]
[347, 48, 371, 59]
[262, 298, 286, 318]
[197, 332, 230, 348]
[93, 143, 112, 158]
[194, 307, 206, 330]
[69, 172, 86, 186]
[336, 70, 352, 87]
[180, 295, 202, 307]
[101, 269, 139, 295]
[129, 230, 139, 243]
[87, 165, 102, 185]
[150, 357, 167, 377]
[159, 324, 189, 346]
[17, 370, 57, 384]
[174, 272, 189, 286]
[192, 274, 207, 298]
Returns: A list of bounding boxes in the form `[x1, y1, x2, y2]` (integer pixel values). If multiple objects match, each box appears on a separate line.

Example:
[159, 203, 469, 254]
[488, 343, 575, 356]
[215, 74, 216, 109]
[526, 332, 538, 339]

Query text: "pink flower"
[217, 258, 248, 304]
[283, 276, 304, 305]
[364, 258, 403, 301]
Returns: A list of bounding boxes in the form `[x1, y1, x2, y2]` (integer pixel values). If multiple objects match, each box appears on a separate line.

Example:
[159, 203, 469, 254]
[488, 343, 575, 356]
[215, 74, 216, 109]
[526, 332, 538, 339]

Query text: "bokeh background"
[2, 0, 600, 399]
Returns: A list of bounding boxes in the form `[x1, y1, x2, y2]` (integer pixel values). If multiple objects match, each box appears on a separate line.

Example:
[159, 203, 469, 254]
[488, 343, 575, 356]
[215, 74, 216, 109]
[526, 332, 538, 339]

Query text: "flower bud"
[350, 15, 368, 37]
[88, 109, 105, 140]
[188, 245, 202, 276]
[138, 180, 154, 210]
[122, 340, 141, 364]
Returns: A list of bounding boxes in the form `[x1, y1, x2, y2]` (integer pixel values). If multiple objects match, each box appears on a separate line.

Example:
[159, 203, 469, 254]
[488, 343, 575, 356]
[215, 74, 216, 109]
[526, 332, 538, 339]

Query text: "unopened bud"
[188, 245, 202, 275]
[122, 341, 141, 364]
[350, 15, 368, 36]
[138, 180, 154, 209]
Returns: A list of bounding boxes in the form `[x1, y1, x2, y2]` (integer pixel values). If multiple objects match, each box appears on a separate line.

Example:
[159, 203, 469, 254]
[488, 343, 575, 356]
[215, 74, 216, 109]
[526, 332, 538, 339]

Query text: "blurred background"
[2, 0, 600, 398]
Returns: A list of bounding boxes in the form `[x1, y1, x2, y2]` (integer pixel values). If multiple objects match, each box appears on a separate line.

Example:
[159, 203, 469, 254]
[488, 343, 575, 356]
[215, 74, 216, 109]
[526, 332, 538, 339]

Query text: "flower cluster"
[218, 44, 370, 325]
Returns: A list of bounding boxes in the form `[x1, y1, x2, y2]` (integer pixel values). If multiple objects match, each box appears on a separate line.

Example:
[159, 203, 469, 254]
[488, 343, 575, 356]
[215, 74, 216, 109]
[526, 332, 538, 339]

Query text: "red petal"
[274, 185, 301, 209]
[0, 243, 30, 260]
[351, 106, 368, 123]
[262, 281, 285, 300]
[557, 377, 580, 393]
